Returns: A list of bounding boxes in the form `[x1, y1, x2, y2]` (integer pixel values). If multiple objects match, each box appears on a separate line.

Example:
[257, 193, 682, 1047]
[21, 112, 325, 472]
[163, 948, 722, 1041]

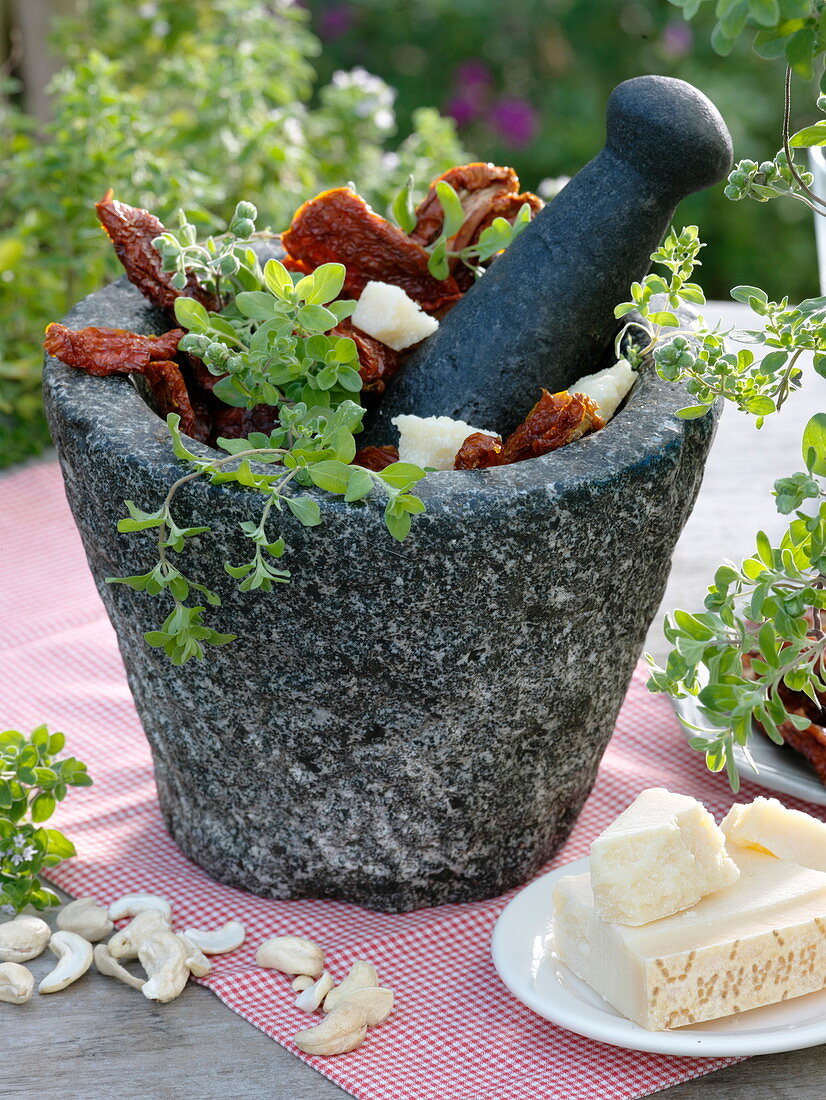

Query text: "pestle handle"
[604, 75, 733, 196]
[363, 76, 733, 443]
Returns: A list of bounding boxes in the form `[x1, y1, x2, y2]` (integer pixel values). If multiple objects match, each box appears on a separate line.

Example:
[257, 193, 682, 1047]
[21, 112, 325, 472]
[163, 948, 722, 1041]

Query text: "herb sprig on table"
[0, 726, 91, 915]
[619, 0, 826, 784]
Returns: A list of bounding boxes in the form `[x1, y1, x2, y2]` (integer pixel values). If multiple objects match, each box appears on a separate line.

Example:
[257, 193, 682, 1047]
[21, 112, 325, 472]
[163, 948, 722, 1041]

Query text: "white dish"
[673, 688, 826, 808]
[491, 857, 826, 1056]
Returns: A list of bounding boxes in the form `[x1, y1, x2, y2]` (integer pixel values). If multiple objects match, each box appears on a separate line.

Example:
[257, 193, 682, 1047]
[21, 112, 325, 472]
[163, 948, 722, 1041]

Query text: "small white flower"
[0, 904, 15, 917]
[9, 845, 35, 866]
[12, 834, 25, 849]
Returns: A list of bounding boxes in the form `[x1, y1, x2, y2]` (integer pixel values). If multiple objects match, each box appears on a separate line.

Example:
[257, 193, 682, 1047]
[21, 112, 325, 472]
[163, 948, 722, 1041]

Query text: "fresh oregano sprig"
[108, 411, 427, 664]
[613, 225, 816, 423]
[175, 258, 359, 410]
[0, 725, 92, 915]
[647, 414, 826, 790]
[110, 212, 436, 664]
[152, 201, 266, 309]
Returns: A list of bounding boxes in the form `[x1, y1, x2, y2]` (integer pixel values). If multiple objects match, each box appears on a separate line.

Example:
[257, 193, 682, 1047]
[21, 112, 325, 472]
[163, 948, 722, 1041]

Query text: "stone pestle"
[363, 75, 733, 443]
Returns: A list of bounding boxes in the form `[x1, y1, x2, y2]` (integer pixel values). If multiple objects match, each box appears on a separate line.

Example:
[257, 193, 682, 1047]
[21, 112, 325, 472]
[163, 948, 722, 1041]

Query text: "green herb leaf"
[390, 175, 418, 232]
[307, 460, 352, 494]
[264, 259, 294, 299]
[285, 496, 322, 526]
[802, 413, 826, 475]
[435, 180, 466, 238]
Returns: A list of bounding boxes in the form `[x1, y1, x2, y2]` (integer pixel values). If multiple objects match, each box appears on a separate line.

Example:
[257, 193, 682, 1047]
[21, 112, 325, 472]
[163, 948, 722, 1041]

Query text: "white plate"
[491, 858, 826, 1056]
[673, 689, 826, 808]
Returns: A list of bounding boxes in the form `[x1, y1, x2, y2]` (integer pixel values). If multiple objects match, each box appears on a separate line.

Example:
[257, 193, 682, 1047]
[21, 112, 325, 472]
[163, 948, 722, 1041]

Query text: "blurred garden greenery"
[0, 0, 465, 467]
[0, 0, 820, 468]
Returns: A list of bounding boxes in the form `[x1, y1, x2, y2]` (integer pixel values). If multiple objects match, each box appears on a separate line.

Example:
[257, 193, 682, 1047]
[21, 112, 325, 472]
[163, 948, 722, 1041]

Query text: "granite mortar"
[43, 278, 718, 911]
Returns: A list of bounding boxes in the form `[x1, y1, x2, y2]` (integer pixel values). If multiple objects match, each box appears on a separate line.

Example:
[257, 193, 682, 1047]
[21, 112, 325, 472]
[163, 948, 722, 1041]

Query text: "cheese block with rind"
[553, 846, 826, 1030]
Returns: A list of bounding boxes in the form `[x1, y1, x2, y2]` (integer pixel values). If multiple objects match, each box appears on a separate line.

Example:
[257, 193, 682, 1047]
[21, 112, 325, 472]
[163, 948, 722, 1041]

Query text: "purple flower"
[454, 60, 493, 89]
[445, 96, 481, 128]
[661, 20, 693, 58]
[489, 97, 539, 149]
[318, 3, 356, 40]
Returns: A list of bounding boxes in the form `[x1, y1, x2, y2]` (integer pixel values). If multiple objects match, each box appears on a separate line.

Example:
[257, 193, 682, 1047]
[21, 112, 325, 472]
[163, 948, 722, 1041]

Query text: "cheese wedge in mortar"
[590, 788, 739, 925]
[722, 796, 826, 870]
[553, 847, 826, 1029]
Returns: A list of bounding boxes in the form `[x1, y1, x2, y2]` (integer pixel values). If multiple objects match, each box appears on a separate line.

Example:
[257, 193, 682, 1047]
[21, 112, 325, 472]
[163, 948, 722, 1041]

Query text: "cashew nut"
[256, 935, 325, 977]
[39, 930, 93, 993]
[178, 934, 212, 978]
[294, 1002, 369, 1056]
[182, 919, 245, 955]
[108, 908, 171, 960]
[57, 896, 114, 942]
[323, 960, 379, 1013]
[93, 943, 145, 991]
[0, 915, 51, 963]
[0, 962, 35, 1004]
[109, 892, 172, 921]
[295, 970, 334, 1013]
[138, 930, 190, 1003]
[334, 986, 394, 1026]
[292, 975, 314, 992]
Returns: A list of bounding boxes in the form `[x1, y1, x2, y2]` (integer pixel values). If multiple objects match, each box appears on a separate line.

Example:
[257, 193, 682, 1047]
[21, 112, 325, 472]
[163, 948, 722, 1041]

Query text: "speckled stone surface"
[43, 276, 719, 911]
[365, 75, 733, 443]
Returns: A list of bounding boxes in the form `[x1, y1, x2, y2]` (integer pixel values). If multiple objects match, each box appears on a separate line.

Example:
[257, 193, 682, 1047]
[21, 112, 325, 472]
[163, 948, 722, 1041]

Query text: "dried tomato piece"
[766, 707, 826, 783]
[410, 163, 543, 253]
[209, 403, 280, 445]
[410, 163, 521, 248]
[96, 190, 219, 313]
[454, 431, 505, 470]
[354, 444, 399, 472]
[44, 324, 184, 376]
[184, 352, 221, 395]
[331, 319, 401, 397]
[141, 360, 205, 440]
[500, 390, 605, 464]
[471, 190, 545, 248]
[281, 188, 461, 313]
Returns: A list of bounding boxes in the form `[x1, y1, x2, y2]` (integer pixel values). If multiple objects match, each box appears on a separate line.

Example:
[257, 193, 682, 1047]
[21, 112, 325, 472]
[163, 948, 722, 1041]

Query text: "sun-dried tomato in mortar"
[408, 163, 543, 292]
[501, 390, 605, 464]
[454, 431, 505, 470]
[354, 444, 399, 472]
[96, 191, 219, 314]
[209, 403, 281, 444]
[410, 163, 521, 248]
[281, 188, 461, 313]
[141, 360, 202, 440]
[44, 324, 185, 376]
[331, 319, 401, 397]
[454, 391, 605, 469]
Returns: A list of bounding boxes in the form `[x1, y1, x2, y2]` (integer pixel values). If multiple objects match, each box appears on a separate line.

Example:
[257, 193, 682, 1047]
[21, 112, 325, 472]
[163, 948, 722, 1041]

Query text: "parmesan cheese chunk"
[392, 414, 496, 472]
[571, 358, 636, 421]
[590, 788, 739, 926]
[722, 796, 826, 871]
[351, 281, 439, 351]
[553, 847, 826, 1029]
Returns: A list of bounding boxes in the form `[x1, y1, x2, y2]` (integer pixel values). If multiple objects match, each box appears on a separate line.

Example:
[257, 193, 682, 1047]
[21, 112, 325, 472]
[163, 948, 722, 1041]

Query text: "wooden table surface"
[6, 302, 826, 1099]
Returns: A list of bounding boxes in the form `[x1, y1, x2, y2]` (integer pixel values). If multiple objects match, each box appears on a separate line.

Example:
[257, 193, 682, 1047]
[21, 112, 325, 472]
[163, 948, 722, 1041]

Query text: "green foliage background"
[307, 0, 819, 298]
[0, 0, 465, 469]
[1, 0, 820, 471]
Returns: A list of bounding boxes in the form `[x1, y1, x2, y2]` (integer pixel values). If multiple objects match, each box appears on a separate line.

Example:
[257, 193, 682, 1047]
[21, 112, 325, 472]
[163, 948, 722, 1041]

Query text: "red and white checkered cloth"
[5, 458, 809, 1099]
